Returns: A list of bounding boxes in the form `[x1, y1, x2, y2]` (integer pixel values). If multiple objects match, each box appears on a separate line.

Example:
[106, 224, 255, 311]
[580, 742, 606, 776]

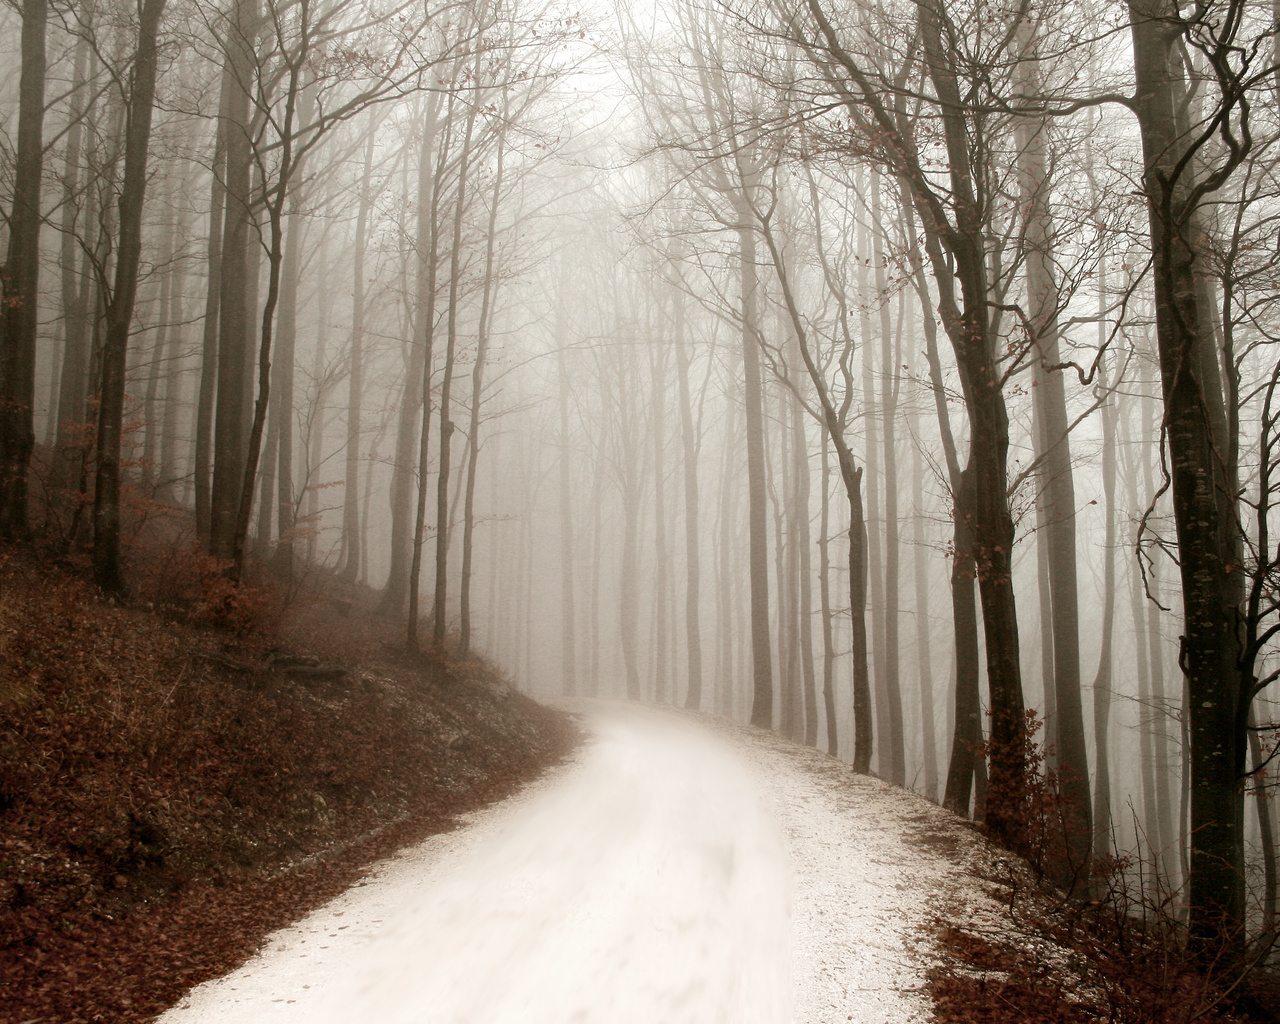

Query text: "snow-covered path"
[160, 701, 986, 1024]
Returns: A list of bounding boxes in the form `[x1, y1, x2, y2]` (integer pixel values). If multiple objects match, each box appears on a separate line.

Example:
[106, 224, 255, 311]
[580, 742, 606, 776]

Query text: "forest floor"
[0, 543, 578, 1024]
[147, 700, 1278, 1024]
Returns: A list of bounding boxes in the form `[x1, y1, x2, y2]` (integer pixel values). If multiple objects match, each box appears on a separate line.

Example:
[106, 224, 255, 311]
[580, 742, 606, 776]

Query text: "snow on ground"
[159, 700, 1000, 1024]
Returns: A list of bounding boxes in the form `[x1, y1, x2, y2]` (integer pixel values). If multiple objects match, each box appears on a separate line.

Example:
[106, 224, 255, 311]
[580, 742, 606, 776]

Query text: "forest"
[2, 0, 1280, 987]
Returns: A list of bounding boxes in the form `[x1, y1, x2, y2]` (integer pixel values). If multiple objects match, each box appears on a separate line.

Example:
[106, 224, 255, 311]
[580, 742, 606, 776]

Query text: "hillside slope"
[0, 547, 577, 1024]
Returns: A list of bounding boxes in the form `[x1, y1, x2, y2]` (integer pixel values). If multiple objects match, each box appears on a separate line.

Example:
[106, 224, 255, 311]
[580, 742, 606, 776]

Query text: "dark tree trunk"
[53, 29, 91, 498]
[1130, 0, 1247, 951]
[390, 92, 440, 621]
[209, 0, 258, 559]
[0, 0, 48, 538]
[194, 66, 232, 540]
[93, 0, 167, 592]
[231, 70, 309, 579]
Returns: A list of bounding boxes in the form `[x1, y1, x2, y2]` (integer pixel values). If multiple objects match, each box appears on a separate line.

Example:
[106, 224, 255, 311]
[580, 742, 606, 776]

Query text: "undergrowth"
[929, 714, 1277, 1023]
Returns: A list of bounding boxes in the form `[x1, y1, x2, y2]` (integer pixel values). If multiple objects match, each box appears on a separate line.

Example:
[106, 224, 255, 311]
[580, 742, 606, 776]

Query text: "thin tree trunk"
[650, 323, 670, 703]
[382, 94, 440, 615]
[734, 212, 773, 729]
[460, 123, 505, 658]
[673, 280, 703, 710]
[1249, 710, 1277, 937]
[339, 116, 377, 583]
[141, 200, 175, 493]
[53, 29, 91, 497]
[773, 398, 797, 738]
[194, 67, 231, 539]
[431, 100, 479, 647]
[269, 197, 304, 576]
[93, 0, 167, 592]
[1091, 293, 1118, 863]
[911, 403, 939, 800]
[858, 213, 888, 769]
[405, 91, 450, 644]
[872, 177, 905, 783]
[819, 424, 838, 755]
[792, 384, 817, 746]
[231, 71, 310, 579]
[716, 400, 738, 717]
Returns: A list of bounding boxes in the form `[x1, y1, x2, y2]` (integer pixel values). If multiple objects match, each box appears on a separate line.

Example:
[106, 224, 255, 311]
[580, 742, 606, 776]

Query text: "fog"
[3, 0, 1279, 951]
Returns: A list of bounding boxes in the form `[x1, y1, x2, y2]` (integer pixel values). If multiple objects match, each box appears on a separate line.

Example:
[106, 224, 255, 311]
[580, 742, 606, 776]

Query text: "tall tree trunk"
[395, 91, 442, 623]
[872, 177, 906, 783]
[268, 198, 303, 576]
[792, 382, 818, 746]
[650, 323, 670, 703]
[339, 117, 377, 583]
[407, 94, 453, 640]
[460, 123, 505, 658]
[232, 70, 310, 579]
[858, 213, 888, 769]
[897, 184, 979, 813]
[911, 403, 939, 800]
[1017, 61, 1091, 871]
[1130, 0, 1246, 949]
[194, 67, 232, 539]
[209, 0, 258, 559]
[1120, 394, 1162, 874]
[430, 101, 478, 648]
[774, 396, 798, 738]
[1249, 710, 1277, 937]
[142, 201, 176, 493]
[0, 0, 48, 538]
[53, 29, 91, 498]
[93, 0, 167, 592]
[734, 212, 773, 729]
[715, 400, 739, 717]
[819, 424, 838, 755]
[754, 213, 870, 768]
[673, 279, 703, 710]
[1091, 299, 1119, 864]
[158, 216, 187, 502]
[620, 429, 642, 701]
[900, 196, 980, 817]
[587, 448, 604, 699]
